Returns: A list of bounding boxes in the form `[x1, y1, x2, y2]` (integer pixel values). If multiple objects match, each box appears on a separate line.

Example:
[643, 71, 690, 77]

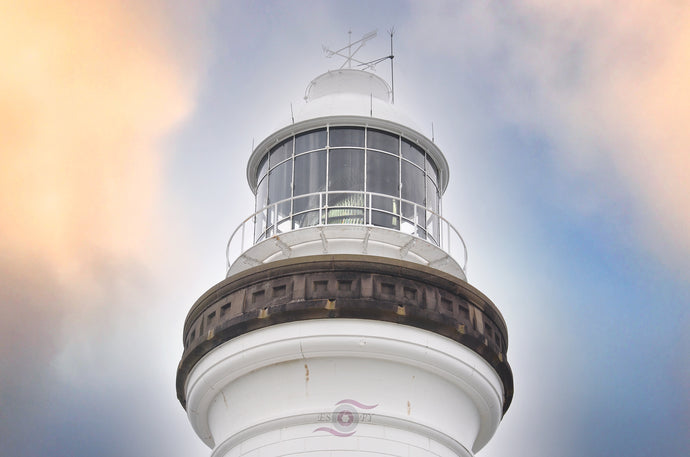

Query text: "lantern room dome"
[293, 69, 420, 131]
[305, 68, 390, 101]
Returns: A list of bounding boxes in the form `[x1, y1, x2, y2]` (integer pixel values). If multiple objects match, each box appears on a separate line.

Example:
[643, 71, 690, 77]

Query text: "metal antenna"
[348, 30, 352, 68]
[389, 27, 395, 104]
[323, 30, 378, 70]
[354, 28, 396, 103]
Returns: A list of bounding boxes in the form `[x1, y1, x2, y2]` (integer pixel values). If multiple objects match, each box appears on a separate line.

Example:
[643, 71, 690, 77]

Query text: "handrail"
[226, 191, 467, 274]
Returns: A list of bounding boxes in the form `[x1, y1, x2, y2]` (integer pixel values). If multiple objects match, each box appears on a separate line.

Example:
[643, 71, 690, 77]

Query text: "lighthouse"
[176, 34, 513, 457]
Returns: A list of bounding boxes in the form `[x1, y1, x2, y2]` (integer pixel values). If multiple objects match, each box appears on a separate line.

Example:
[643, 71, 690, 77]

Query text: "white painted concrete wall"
[186, 320, 504, 457]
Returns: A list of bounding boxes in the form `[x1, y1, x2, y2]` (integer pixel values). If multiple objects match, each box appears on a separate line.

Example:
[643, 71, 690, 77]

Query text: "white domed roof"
[305, 69, 390, 102]
[295, 69, 419, 129]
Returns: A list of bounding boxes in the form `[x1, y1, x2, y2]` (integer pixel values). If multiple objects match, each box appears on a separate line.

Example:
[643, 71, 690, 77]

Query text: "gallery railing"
[226, 191, 467, 273]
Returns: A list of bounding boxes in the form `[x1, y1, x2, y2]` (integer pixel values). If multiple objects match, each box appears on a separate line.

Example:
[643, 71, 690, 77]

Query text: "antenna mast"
[389, 27, 395, 104]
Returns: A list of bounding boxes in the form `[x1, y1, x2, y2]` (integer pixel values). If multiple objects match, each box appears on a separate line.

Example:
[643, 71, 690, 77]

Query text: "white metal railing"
[226, 191, 467, 273]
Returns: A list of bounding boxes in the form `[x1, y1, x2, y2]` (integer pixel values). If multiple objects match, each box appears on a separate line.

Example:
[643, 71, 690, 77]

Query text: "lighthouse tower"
[177, 37, 513, 457]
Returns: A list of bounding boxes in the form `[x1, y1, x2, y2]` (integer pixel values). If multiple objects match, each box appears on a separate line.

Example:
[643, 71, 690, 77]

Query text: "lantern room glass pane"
[426, 176, 439, 244]
[293, 194, 321, 216]
[330, 127, 364, 147]
[295, 129, 327, 153]
[328, 148, 364, 191]
[268, 160, 293, 231]
[369, 194, 400, 230]
[268, 161, 292, 204]
[401, 139, 425, 168]
[294, 150, 326, 196]
[255, 175, 268, 242]
[366, 151, 399, 197]
[328, 191, 364, 208]
[401, 161, 425, 206]
[257, 154, 269, 181]
[368, 129, 399, 154]
[426, 155, 439, 184]
[293, 210, 321, 229]
[270, 138, 293, 166]
[256, 175, 268, 211]
[426, 176, 438, 213]
[327, 207, 364, 225]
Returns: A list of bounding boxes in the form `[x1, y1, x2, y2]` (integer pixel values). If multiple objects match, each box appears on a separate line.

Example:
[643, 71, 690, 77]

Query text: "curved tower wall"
[178, 68, 513, 457]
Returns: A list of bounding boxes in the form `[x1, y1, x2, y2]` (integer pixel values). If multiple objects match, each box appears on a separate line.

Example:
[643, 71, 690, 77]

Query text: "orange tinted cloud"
[0, 1, 197, 284]
[601, 9, 690, 265]
[412, 1, 690, 268]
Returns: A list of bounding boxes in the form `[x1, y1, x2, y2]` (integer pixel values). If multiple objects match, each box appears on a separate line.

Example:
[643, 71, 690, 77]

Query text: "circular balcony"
[226, 191, 468, 279]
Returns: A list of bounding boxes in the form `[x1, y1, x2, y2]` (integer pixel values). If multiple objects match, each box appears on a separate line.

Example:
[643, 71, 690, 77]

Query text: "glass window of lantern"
[426, 176, 438, 213]
[401, 161, 425, 206]
[367, 150, 400, 229]
[329, 127, 364, 147]
[268, 160, 293, 204]
[270, 138, 293, 167]
[293, 150, 326, 213]
[254, 175, 268, 241]
[401, 160, 426, 234]
[401, 139, 425, 168]
[295, 129, 327, 154]
[426, 176, 440, 242]
[426, 154, 439, 185]
[400, 159, 426, 238]
[328, 148, 364, 191]
[256, 175, 268, 211]
[328, 148, 364, 220]
[268, 160, 292, 233]
[366, 151, 399, 196]
[367, 129, 399, 154]
[257, 154, 269, 181]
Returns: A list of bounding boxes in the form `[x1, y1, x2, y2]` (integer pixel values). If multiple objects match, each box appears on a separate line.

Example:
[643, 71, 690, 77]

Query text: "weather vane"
[322, 28, 396, 103]
[323, 30, 378, 70]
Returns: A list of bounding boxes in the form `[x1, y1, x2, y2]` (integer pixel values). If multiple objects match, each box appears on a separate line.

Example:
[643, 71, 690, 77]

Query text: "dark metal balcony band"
[177, 255, 513, 414]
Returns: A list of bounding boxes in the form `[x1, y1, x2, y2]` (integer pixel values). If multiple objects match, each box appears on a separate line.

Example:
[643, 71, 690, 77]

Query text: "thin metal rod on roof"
[389, 27, 395, 104]
[290, 103, 294, 124]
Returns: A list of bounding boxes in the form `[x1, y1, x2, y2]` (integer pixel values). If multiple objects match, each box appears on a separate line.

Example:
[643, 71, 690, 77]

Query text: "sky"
[0, 1, 688, 456]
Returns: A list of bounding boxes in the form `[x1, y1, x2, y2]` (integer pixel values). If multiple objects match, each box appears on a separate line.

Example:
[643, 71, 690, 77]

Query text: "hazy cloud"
[0, 1, 207, 455]
[0, 0, 197, 284]
[409, 0, 690, 270]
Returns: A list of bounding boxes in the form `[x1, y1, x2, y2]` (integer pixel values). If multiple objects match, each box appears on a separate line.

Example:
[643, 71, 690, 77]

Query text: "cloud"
[0, 2, 207, 455]
[405, 3, 690, 456]
[0, 0, 197, 286]
[408, 0, 690, 270]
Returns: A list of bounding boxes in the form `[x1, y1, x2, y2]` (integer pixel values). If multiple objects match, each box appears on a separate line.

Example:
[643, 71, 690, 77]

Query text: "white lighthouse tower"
[177, 34, 512, 457]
